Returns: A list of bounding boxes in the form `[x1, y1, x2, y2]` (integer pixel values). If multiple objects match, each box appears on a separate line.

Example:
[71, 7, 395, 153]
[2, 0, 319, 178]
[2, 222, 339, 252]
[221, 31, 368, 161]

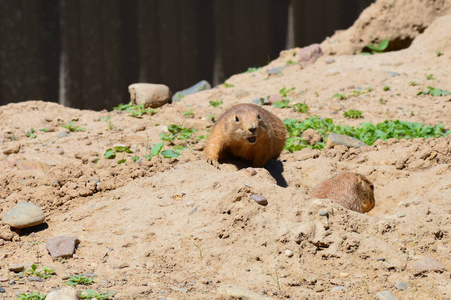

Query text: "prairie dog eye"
[257, 114, 261, 120]
[235, 116, 240, 122]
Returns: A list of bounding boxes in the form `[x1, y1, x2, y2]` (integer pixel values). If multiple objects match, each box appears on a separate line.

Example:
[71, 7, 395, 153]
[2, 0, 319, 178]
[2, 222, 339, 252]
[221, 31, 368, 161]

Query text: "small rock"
[411, 256, 446, 275]
[250, 195, 268, 206]
[394, 281, 407, 290]
[302, 129, 322, 145]
[285, 249, 293, 257]
[28, 276, 44, 282]
[331, 286, 347, 293]
[397, 212, 406, 218]
[3, 143, 21, 155]
[319, 211, 328, 217]
[299, 44, 323, 68]
[46, 236, 80, 258]
[267, 66, 286, 75]
[326, 68, 340, 76]
[172, 80, 211, 102]
[388, 71, 400, 76]
[0, 277, 8, 282]
[118, 263, 129, 269]
[58, 132, 69, 138]
[129, 83, 172, 108]
[325, 133, 368, 149]
[0, 287, 5, 293]
[47, 287, 79, 300]
[325, 58, 335, 64]
[375, 290, 397, 300]
[0, 225, 14, 241]
[2, 202, 45, 229]
[245, 168, 257, 176]
[8, 264, 24, 272]
[217, 283, 269, 299]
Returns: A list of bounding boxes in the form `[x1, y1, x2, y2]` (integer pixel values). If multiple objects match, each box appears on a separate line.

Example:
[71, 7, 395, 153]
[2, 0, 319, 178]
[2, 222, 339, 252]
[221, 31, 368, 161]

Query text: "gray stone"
[411, 256, 446, 275]
[8, 264, 24, 272]
[394, 281, 407, 290]
[58, 132, 69, 138]
[396, 212, 406, 218]
[47, 287, 79, 300]
[325, 58, 335, 64]
[376, 290, 397, 300]
[3, 142, 21, 155]
[331, 286, 347, 293]
[46, 236, 80, 259]
[267, 66, 286, 75]
[129, 83, 172, 108]
[388, 71, 400, 76]
[0, 225, 14, 241]
[325, 133, 368, 149]
[250, 195, 268, 206]
[299, 44, 323, 68]
[0, 287, 5, 293]
[302, 129, 322, 145]
[27, 276, 44, 282]
[217, 283, 273, 300]
[172, 80, 211, 102]
[2, 202, 45, 229]
[319, 211, 328, 217]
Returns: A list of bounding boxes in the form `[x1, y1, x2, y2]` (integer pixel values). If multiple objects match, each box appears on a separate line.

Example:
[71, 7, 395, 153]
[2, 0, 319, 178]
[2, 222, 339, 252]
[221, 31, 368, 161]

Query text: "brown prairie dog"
[205, 103, 287, 168]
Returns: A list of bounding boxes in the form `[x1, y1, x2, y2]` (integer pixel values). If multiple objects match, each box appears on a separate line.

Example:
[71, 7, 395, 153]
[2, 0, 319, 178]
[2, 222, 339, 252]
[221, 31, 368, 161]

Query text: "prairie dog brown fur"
[205, 103, 287, 167]
[309, 172, 375, 213]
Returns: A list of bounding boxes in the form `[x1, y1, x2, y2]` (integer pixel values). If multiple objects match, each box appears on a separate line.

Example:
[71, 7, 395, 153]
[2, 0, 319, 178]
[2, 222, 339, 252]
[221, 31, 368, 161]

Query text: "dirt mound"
[321, 0, 451, 55]
[1, 8, 451, 300]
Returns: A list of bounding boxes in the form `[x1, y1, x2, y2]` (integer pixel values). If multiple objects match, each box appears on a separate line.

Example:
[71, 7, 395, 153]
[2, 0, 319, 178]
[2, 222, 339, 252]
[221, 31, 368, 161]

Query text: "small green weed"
[144, 142, 181, 160]
[379, 98, 388, 104]
[25, 128, 37, 139]
[293, 103, 309, 113]
[436, 50, 443, 57]
[66, 274, 94, 286]
[417, 86, 451, 96]
[21, 264, 56, 280]
[80, 289, 114, 300]
[114, 102, 157, 118]
[273, 87, 295, 108]
[408, 81, 418, 86]
[267, 268, 281, 290]
[286, 59, 298, 65]
[361, 39, 389, 55]
[333, 93, 347, 100]
[160, 124, 196, 144]
[383, 85, 390, 91]
[38, 128, 48, 132]
[425, 73, 436, 80]
[61, 121, 85, 132]
[344, 109, 363, 119]
[223, 82, 234, 88]
[209, 99, 223, 107]
[183, 109, 194, 118]
[245, 67, 262, 73]
[104, 146, 133, 164]
[17, 292, 47, 300]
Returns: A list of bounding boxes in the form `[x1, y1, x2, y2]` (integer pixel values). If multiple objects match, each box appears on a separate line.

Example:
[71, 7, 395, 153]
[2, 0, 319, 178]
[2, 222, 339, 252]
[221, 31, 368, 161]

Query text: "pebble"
[325, 58, 335, 64]
[8, 264, 24, 272]
[396, 212, 406, 218]
[128, 83, 171, 108]
[331, 286, 347, 293]
[375, 290, 397, 300]
[299, 44, 323, 68]
[0, 287, 4, 293]
[47, 286, 79, 300]
[172, 80, 211, 102]
[411, 256, 446, 275]
[285, 249, 293, 257]
[250, 195, 268, 206]
[326, 68, 340, 76]
[46, 236, 80, 258]
[267, 66, 286, 75]
[2, 202, 45, 229]
[58, 132, 69, 138]
[0, 277, 8, 282]
[245, 168, 257, 176]
[394, 281, 407, 290]
[325, 133, 368, 149]
[388, 71, 400, 76]
[217, 283, 268, 299]
[319, 210, 328, 217]
[2, 142, 21, 155]
[27, 276, 44, 282]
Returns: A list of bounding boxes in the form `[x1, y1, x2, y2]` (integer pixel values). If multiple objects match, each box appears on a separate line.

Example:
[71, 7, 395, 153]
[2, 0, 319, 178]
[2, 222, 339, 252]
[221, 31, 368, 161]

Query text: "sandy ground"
[0, 11, 451, 300]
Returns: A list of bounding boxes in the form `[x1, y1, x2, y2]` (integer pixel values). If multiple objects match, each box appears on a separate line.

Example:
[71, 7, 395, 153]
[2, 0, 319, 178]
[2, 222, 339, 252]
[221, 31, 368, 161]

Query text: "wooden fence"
[0, 0, 373, 110]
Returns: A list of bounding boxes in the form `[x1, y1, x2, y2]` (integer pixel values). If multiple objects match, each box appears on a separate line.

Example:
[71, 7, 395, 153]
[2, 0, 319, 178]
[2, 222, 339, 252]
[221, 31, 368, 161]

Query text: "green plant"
[193, 243, 203, 260]
[25, 128, 37, 139]
[104, 146, 133, 164]
[408, 81, 418, 86]
[245, 67, 262, 73]
[209, 99, 223, 107]
[361, 39, 389, 55]
[333, 93, 347, 100]
[383, 85, 390, 91]
[17, 292, 47, 300]
[183, 109, 194, 118]
[344, 109, 363, 119]
[161, 149, 181, 158]
[114, 102, 157, 118]
[417, 86, 451, 96]
[223, 82, 234, 88]
[66, 274, 94, 286]
[425, 73, 436, 80]
[286, 59, 298, 65]
[273, 87, 296, 108]
[293, 103, 309, 113]
[38, 128, 48, 132]
[61, 121, 85, 132]
[80, 289, 114, 300]
[436, 50, 443, 57]
[379, 98, 388, 104]
[160, 124, 196, 144]
[267, 268, 281, 290]
[145, 142, 164, 160]
[283, 117, 449, 152]
[21, 264, 55, 280]
[279, 87, 295, 98]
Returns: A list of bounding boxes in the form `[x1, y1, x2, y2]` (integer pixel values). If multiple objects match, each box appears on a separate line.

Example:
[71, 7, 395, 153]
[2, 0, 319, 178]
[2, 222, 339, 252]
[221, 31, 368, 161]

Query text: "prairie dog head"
[225, 107, 268, 144]
[356, 174, 375, 212]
